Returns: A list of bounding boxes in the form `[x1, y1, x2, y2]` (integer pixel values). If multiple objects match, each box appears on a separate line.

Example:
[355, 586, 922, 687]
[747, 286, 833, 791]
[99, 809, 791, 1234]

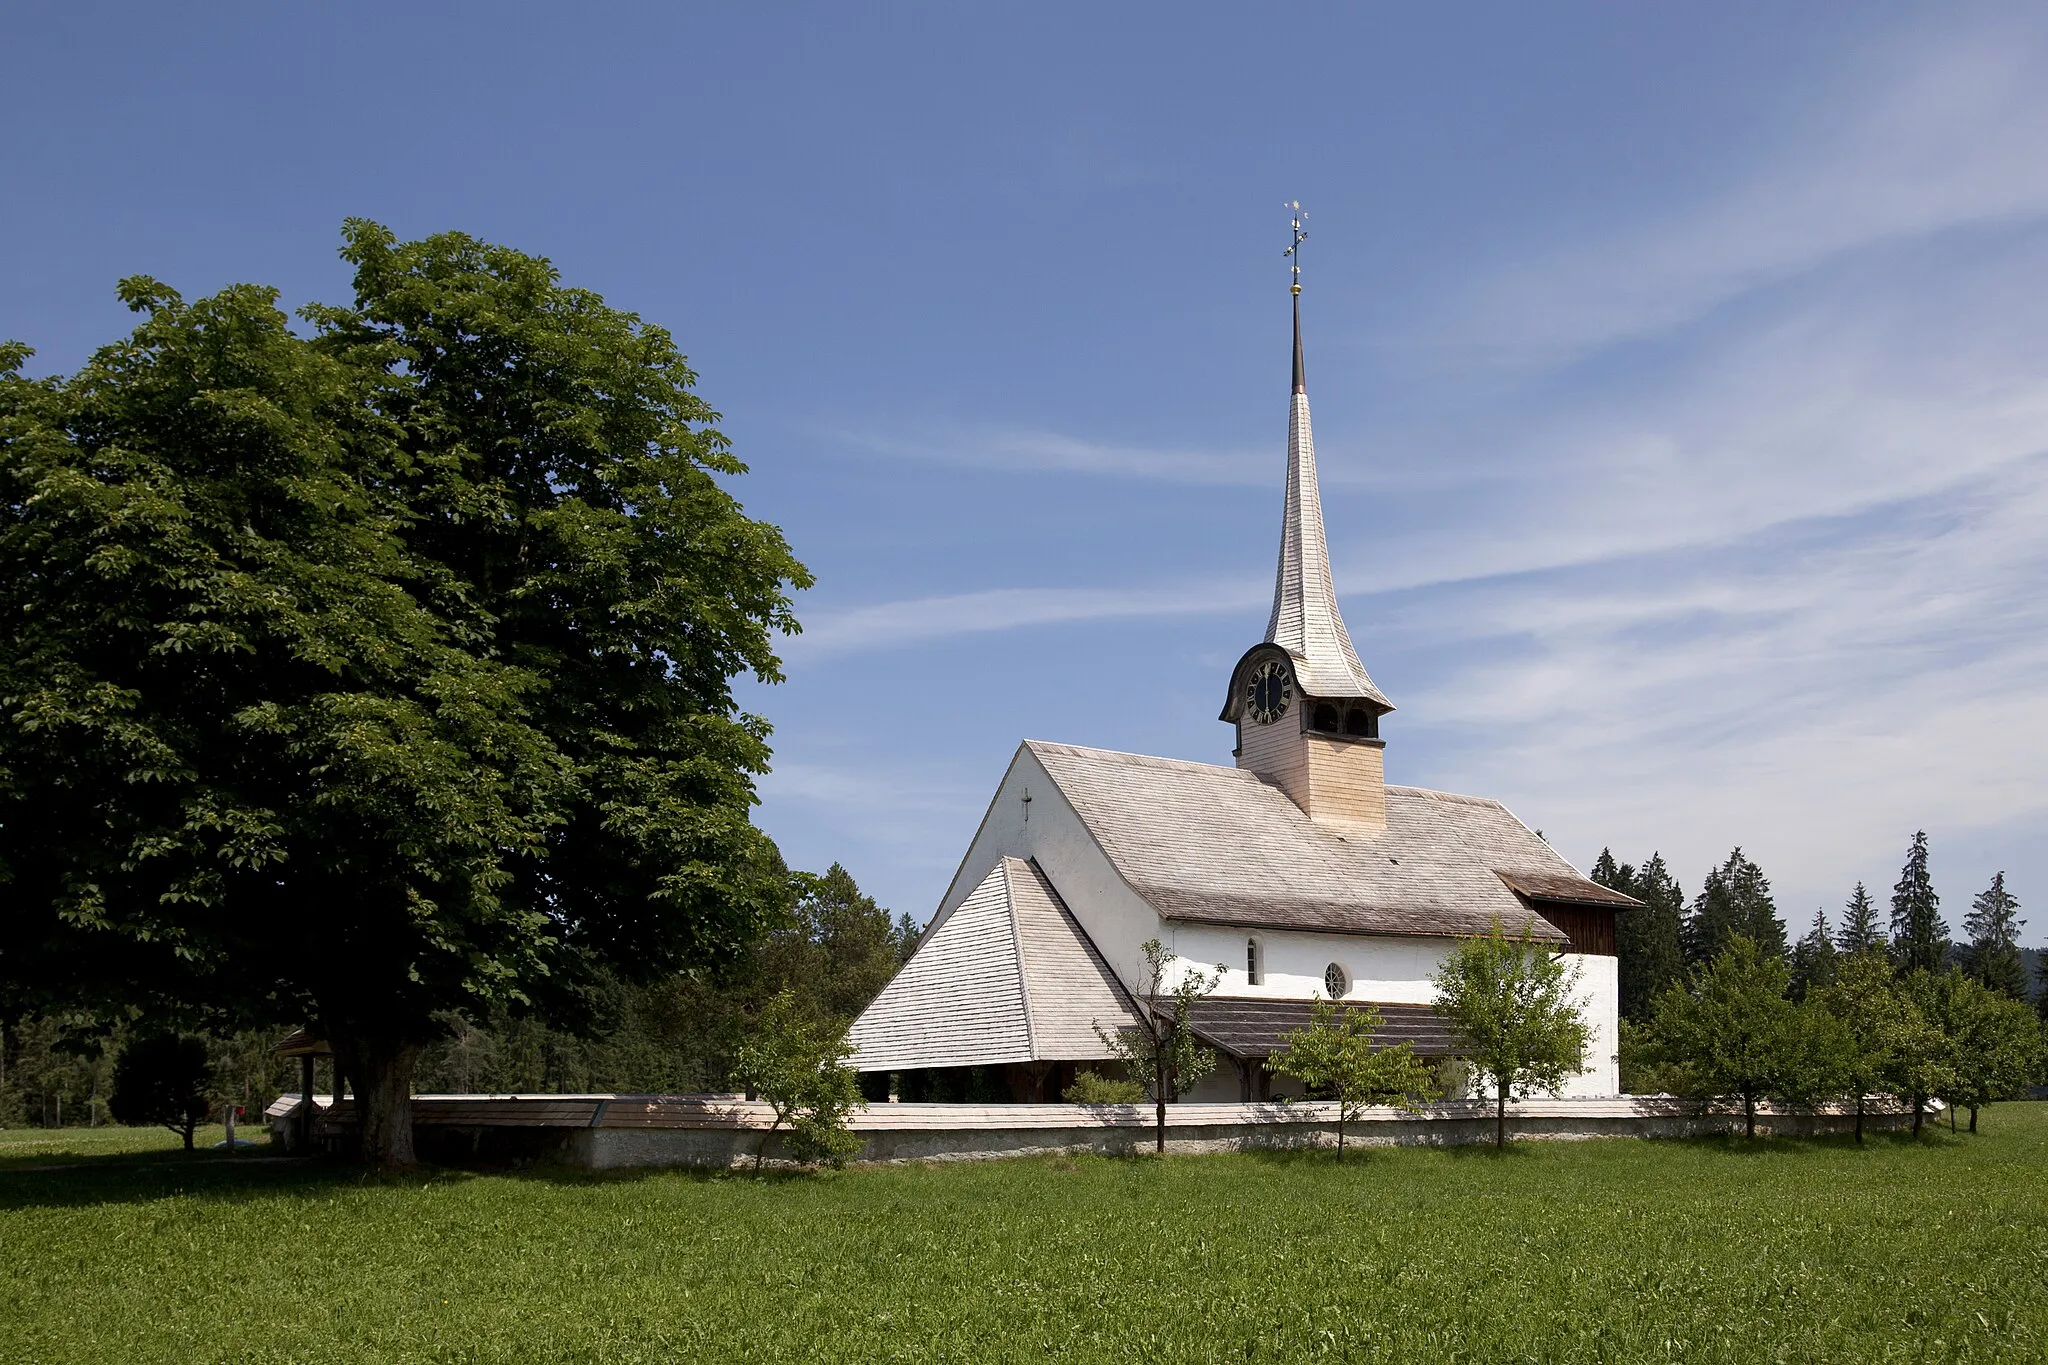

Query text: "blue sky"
[8, 3, 2046, 944]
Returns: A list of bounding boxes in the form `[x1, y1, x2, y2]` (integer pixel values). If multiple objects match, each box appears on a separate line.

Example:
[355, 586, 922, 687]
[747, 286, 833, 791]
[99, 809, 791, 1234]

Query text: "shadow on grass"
[0, 1141, 850, 1210]
[0, 1120, 1976, 1211]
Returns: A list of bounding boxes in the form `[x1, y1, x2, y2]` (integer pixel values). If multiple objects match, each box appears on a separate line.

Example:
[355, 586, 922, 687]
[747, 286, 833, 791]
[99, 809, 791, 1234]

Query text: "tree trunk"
[1495, 1082, 1507, 1150]
[1336, 1107, 1346, 1160]
[1744, 1092, 1756, 1140]
[1154, 1052, 1167, 1155]
[1912, 1094, 1923, 1136]
[337, 1036, 420, 1170]
[1855, 1093, 1864, 1144]
[182, 1124, 195, 1152]
[1969, 1106, 1978, 1134]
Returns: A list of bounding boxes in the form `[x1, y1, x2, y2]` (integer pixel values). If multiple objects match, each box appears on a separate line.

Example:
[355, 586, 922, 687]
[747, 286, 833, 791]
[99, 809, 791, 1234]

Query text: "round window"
[1323, 962, 1348, 998]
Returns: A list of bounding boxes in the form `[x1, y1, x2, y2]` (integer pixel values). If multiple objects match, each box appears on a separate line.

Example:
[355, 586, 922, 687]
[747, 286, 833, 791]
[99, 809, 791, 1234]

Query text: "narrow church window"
[1323, 962, 1348, 998]
[1246, 938, 1260, 985]
[1311, 702, 1341, 733]
[1344, 708, 1377, 738]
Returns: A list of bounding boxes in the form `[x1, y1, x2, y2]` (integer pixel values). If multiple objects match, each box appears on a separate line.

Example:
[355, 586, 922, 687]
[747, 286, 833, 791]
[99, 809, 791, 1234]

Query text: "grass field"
[2, 1107, 2045, 1364]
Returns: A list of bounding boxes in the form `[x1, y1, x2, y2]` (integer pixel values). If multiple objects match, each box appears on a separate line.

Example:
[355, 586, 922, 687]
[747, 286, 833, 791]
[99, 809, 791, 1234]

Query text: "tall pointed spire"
[1264, 224, 1391, 710]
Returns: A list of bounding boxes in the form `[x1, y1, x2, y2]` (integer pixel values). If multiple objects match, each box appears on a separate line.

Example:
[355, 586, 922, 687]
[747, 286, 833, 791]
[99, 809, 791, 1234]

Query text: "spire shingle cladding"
[1265, 300, 1393, 708]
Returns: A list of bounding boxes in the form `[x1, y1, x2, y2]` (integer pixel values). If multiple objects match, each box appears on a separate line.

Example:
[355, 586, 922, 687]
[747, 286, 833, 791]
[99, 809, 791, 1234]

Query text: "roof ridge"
[1024, 739, 1254, 778]
[1384, 785, 1507, 808]
[997, 859, 1039, 1061]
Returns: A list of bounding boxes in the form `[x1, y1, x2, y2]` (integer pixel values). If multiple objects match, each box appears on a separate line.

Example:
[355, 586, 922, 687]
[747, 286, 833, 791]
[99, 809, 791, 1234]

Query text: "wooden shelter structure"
[270, 1027, 342, 1152]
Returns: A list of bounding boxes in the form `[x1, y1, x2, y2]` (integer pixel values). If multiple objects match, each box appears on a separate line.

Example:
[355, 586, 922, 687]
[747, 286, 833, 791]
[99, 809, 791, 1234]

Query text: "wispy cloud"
[1443, 18, 2048, 361]
[792, 578, 1267, 656]
[833, 423, 1270, 485]
[1401, 453, 2048, 910]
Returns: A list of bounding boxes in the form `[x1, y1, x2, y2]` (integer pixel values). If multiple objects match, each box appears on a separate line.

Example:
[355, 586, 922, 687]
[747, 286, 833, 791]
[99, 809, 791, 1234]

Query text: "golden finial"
[1284, 201, 1307, 296]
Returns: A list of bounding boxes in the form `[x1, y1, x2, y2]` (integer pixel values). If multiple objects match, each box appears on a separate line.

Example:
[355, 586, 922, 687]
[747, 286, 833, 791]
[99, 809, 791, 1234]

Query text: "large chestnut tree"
[0, 223, 810, 1165]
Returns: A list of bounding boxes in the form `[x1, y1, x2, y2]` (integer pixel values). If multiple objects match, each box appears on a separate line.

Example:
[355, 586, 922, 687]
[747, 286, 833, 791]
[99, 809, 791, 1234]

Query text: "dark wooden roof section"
[1494, 870, 1640, 910]
[1175, 998, 1456, 1060]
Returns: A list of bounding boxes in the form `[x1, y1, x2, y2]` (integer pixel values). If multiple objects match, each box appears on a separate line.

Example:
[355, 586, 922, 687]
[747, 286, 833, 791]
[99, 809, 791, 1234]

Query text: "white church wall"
[1177, 924, 1621, 1098]
[1169, 923, 1450, 1005]
[1562, 952, 1621, 1098]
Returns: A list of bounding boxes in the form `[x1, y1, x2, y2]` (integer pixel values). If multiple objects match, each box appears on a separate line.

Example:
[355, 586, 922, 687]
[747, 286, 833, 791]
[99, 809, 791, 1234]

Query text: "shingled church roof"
[848, 856, 1141, 1072]
[1026, 740, 1633, 943]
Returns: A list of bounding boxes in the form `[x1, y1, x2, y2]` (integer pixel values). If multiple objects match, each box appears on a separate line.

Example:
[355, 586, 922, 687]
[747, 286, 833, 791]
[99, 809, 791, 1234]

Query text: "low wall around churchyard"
[283, 1094, 1916, 1168]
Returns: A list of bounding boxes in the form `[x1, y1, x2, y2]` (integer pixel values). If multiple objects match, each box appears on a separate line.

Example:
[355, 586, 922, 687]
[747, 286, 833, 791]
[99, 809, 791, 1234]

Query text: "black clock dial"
[1245, 659, 1293, 724]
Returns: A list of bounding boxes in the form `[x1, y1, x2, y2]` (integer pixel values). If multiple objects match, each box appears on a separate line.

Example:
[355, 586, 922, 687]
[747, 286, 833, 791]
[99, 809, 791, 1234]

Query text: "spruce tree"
[1961, 872, 2027, 1001]
[1590, 849, 1633, 896]
[1689, 849, 1786, 965]
[1789, 909, 1838, 1001]
[1889, 831, 1949, 976]
[1616, 854, 1686, 1025]
[1836, 882, 1884, 957]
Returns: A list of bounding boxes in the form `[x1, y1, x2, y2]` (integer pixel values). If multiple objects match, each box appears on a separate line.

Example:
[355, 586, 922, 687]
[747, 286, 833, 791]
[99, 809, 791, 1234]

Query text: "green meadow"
[3, 1106, 2045, 1364]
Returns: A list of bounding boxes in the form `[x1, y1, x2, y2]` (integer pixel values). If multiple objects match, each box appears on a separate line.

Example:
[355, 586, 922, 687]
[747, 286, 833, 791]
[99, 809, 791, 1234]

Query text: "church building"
[848, 261, 1637, 1103]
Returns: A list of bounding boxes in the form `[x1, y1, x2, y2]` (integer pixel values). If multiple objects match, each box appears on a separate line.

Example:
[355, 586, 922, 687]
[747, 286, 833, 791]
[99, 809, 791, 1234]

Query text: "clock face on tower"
[1245, 659, 1293, 725]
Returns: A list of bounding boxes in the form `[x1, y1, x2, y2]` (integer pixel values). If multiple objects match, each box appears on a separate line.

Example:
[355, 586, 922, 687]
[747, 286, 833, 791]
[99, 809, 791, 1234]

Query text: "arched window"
[1344, 708, 1377, 738]
[1246, 938, 1261, 985]
[1311, 702, 1341, 733]
[1323, 962, 1349, 998]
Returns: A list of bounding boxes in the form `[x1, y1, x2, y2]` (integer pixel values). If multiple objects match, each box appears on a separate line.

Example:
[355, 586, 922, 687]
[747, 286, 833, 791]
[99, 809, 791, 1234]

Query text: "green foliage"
[0, 1014, 121, 1128]
[1431, 918, 1591, 1147]
[1603, 851, 1685, 1024]
[1810, 949, 1912, 1141]
[1266, 996, 1438, 1156]
[1788, 908, 1839, 1002]
[108, 1034, 214, 1150]
[14, 1107, 2048, 1362]
[1687, 848, 1786, 965]
[1962, 871, 2028, 1001]
[406, 861, 913, 1097]
[0, 227, 812, 1165]
[1640, 939, 1812, 1137]
[1892, 970, 1960, 1135]
[1914, 969, 2042, 1133]
[1836, 881, 1884, 956]
[732, 991, 863, 1170]
[1093, 939, 1222, 1153]
[1889, 831, 1949, 975]
[1061, 1070, 1143, 1105]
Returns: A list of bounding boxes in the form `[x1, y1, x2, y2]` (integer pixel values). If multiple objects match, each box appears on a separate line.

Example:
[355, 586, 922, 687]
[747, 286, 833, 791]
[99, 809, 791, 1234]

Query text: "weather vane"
[1284, 201, 1307, 296]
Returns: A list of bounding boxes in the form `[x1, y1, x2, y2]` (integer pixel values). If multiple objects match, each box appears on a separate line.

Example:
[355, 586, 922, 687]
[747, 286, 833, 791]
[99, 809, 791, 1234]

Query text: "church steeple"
[1220, 209, 1391, 829]
[1265, 254, 1391, 709]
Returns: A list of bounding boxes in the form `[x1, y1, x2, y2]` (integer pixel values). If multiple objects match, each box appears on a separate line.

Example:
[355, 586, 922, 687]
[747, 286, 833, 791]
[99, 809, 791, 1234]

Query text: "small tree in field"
[1811, 950, 1907, 1142]
[1431, 919, 1590, 1149]
[1095, 939, 1222, 1154]
[733, 992, 864, 1171]
[1642, 938, 1808, 1139]
[1916, 970, 2042, 1133]
[1267, 997, 1439, 1157]
[1892, 970, 1957, 1137]
[109, 1034, 214, 1150]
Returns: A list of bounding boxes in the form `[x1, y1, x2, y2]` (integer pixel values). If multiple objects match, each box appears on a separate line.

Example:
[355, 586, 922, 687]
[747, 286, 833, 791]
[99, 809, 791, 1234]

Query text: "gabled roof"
[1026, 740, 1630, 942]
[848, 857, 1140, 1072]
[1264, 298, 1392, 708]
